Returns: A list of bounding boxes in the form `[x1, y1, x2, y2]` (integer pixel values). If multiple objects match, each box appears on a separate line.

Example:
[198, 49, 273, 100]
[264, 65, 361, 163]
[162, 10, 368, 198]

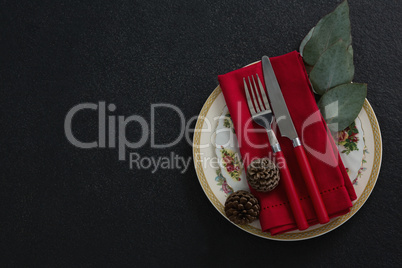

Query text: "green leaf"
[318, 83, 367, 132]
[347, 45, 353, 57]
[302, 0, 351, 66]
[309, 39, 354, 95]
[300, 27, 314, 57]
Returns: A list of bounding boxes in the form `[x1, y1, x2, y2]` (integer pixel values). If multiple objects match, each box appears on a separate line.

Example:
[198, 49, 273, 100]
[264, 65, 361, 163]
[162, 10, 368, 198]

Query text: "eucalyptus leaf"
[300, 27, 314, 57]
[309, 39, 354, 95]
[302, 0, 351, 66]
[347, 44, 353, 56]
[305, 64, 314, 74]
[318, 83, 367, 132]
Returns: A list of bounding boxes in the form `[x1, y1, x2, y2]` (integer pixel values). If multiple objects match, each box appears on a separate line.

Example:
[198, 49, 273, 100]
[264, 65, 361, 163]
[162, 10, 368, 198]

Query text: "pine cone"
[224, 190, 260, 225]
[247, 158, 280, 192]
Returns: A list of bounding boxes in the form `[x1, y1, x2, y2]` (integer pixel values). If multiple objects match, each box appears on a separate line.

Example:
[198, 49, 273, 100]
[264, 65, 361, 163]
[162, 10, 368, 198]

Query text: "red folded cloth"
[218, 51, 357, 235]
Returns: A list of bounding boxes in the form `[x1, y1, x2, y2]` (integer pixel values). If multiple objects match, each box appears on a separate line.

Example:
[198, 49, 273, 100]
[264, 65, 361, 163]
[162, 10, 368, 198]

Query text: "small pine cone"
[224, 190, 260, 225]
[247, 158, 280, 192]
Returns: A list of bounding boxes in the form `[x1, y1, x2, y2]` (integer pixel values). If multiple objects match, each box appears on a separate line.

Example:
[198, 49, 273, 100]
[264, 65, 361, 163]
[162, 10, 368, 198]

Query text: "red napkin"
[218, 51, 357, 235]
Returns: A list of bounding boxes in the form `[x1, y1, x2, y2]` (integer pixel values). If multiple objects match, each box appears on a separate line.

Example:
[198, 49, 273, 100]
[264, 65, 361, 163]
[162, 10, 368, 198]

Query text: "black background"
[1, 0, 401, 267]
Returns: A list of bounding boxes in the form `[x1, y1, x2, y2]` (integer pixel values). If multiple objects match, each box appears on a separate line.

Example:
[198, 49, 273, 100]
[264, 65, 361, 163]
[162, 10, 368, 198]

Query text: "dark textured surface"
[1, 0, 401, 266]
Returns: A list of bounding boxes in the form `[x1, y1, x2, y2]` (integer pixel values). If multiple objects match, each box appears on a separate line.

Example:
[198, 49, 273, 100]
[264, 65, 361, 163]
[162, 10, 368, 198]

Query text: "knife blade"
[261, 56, 298, 141]
[261, 55, 330, 224]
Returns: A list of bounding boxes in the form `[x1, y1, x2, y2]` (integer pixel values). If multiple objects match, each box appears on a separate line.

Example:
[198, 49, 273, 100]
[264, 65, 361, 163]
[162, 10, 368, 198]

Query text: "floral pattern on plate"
[214, 106, 249, 192]
[215, 169, 233, 195]
[223, 113, 235, 133]
[220, 147, 242, 181]
[337, 117, 367, 184]
[337, 121, 359, 155]
[353, 145, 369, 185]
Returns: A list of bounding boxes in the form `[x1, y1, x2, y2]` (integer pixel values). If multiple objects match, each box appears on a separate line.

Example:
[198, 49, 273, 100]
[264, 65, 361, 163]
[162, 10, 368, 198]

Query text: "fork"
[244, 74, 309, 231]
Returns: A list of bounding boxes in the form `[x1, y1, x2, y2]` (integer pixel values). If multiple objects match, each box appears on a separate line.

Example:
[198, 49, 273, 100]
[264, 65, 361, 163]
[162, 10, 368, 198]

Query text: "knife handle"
[293, 144, 330, 224]
[274, 150, 309, 231]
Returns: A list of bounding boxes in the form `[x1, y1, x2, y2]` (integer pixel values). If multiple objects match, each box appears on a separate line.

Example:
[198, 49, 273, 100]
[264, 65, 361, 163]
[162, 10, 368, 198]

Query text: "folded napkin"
[218, 51, 357, 235]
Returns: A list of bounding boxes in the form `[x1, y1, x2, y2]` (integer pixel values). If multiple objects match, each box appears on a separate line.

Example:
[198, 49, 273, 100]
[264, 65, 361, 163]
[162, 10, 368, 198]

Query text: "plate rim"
[193, 85, 383, 241]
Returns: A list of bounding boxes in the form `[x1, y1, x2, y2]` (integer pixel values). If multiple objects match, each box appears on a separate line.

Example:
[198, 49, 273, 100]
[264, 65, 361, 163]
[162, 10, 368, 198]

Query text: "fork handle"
[274, 150, 309, 231]
[293, 144, 330, 224]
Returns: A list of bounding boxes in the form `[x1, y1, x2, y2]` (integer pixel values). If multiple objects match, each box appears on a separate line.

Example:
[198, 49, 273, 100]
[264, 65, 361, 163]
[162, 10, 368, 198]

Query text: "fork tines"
[243, 74, 271, 116]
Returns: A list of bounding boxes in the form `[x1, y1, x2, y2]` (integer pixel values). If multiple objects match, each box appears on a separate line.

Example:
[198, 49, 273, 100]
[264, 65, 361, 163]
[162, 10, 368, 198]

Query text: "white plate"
[193, 85, 382, 241]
